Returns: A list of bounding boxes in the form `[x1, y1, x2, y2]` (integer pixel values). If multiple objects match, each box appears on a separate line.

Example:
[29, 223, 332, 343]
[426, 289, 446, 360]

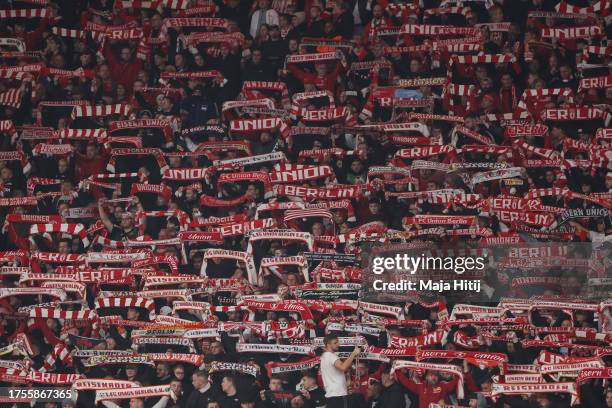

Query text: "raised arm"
[394, 368, 421, 395]
[287, 63, 308, 82]
[333, 346, 361, 372]
[98, 199, 114, 232]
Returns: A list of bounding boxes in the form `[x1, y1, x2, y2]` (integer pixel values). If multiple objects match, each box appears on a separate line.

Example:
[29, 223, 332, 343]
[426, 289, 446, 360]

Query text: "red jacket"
[287, 64, 341, 95]
[395, 369, 459, 408]
[75, 151, 108, 181]
[16, 21, 48, 51]
[102, 42, 143, 91]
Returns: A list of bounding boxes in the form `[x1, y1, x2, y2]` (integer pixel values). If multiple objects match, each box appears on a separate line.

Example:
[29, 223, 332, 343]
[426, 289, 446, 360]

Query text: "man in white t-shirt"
[320, 334, 361, 408]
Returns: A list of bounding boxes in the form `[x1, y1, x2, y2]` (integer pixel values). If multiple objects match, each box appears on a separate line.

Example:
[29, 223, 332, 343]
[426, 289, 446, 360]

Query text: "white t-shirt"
[320, 351, 347, 398]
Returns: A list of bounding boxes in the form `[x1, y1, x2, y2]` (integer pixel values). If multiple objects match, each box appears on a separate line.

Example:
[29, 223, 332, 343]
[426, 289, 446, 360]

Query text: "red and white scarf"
[391, 360, 464, 399]
[70, 104, 132, 120]
[95, 385, 175, 405]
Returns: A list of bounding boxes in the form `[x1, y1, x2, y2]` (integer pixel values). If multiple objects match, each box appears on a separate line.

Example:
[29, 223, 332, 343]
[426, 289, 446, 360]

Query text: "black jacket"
[185, 385, 216, 408]
[379, 383, 406, 408]
[335, 11, 354, 39]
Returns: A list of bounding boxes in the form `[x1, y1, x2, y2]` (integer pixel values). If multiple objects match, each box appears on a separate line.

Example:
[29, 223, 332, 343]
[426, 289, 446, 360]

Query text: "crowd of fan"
[0, 0, 611, 407]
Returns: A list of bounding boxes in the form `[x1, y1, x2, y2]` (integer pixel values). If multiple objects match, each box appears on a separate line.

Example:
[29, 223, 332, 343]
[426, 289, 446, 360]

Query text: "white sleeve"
[250, 12, 259, 38]
[269, 10, 280, 26]
[152, 396, 170, 408]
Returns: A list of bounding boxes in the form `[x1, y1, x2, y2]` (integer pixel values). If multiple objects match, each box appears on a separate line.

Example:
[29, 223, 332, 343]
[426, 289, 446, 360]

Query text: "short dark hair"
[323, 334, 338, 346]
[194, 370, 209, 380]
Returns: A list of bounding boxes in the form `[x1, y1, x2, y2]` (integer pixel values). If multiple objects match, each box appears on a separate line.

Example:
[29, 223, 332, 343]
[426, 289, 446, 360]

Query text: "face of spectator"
[252, 50, 263, 64]
[475, 66, 487, 81]
[286, 273, 298, 286]
[536, 395, 551, 408]
[357, 362, 368, 377]
[501, 74, 513, 88]
[372, 4, 384, 18]
[489, 6, 503, 22]
[193, 257, 203, 272]
[351, 160, 363, 174]
[481, 95, 494, 111]
[60, 180, 72, 195]
[192, 373, 208, 389]
[127, 308, 139, 320]
[259, 24, 269, 38]
[156, 364, 168, 378]
[80, 53, 92, 67]
[126, 366, 137, 378]
[85, 144, 98, 159]
[366, 383, 380, 399]
[151, 13, 162, 29]
[410, 59, 421, 73]
[115, 84, 126, 99]
[175, 54, 185, 68]
[606, 390, 612, 407]
[1, 167, 12, 182]
[57, 159, 68, 174]
[326, 338, 339, 351]
[315, 63, 327, 75]
[161, 97, 172, 111]
[106, 337, 116, 349]
[210, 341, 224, 355]
[302, 375, 317, 389]
[291, 397, 304, 408]
[51, 54, 65, 68]
[369, 202, 380, 214]
[560, 65, 572, 80]
[169, 156, 181, 168]
[194, 54, 205, 67]
[269, 378, 283, 391]
[129, 399, 144, 408]
[47, 38, 60, 53]
[260, 132, 272, 143]
[581, 183, 591, 194]
[288, 39, 298, 52]
[170, 380, 182, 395]
[270, 25, 281, 39]
[382, 372, 395, 387]
[425, 371, 439, 385]
[120, 48, 132, 62]
[311, 222, 324, 236]
[58, 240, 69, 254]
[246, 184, 259, 198]
[481, 77, 493, 91]
[159, 228, 170, 239]
[259, 0, 270, 9]
[120, 212, 134, 230]
[221, 377, 234, 393]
